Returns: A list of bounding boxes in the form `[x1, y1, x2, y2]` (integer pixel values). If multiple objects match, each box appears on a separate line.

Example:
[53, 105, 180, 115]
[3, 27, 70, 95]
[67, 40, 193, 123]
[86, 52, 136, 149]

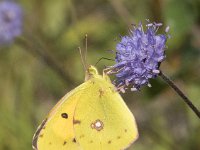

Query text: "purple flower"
[110, 21, 169, 92]
[0, 1, 23, 44]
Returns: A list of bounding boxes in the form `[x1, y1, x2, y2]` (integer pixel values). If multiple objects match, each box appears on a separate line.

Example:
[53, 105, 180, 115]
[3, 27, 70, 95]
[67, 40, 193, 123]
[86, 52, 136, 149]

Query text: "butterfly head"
[85, 65, 99, 81]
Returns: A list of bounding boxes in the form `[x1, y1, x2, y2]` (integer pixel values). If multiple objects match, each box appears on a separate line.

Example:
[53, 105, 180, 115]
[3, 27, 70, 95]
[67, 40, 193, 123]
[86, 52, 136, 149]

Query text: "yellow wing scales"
[33, 82, 91, 150]
[74, 75, 138, 150]
[33, 66, 138, 150]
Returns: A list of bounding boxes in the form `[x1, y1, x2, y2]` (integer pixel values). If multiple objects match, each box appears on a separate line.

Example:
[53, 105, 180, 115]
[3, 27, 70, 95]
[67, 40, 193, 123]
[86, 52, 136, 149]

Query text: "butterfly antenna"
[95, 57, 115, 66]
[78, 47, 86, 71]
[84, 34, 88, 68]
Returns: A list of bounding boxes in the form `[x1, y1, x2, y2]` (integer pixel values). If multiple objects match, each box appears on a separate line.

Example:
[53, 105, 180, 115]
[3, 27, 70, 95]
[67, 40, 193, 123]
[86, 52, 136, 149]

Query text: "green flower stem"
[159, 71, 200, 119]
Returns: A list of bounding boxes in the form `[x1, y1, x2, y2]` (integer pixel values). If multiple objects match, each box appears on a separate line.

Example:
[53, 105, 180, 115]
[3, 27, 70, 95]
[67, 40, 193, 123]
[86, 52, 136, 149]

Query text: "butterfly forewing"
[32, 83, 90, 150]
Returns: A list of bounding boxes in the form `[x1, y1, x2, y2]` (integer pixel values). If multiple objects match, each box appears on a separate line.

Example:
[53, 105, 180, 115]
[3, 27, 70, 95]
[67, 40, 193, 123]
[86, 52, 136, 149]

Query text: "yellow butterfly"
[32, 65, 138, 150]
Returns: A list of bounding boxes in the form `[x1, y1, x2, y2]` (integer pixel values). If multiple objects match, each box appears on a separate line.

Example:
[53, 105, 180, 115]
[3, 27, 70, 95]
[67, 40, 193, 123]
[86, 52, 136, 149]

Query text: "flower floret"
[111, 21, 169, 91]
[0, 1, 23, 44]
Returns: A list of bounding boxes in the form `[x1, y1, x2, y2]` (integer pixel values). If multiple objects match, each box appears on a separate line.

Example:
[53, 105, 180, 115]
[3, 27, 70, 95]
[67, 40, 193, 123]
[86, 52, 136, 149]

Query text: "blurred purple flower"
[0, 1, 23, 44]
[110, 21, 169, 92]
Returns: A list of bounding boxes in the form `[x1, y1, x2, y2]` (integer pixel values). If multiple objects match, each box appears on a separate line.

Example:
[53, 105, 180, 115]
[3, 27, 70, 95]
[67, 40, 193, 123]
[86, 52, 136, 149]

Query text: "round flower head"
[0, 1, 23, 44]
[110, 21, 169, 92]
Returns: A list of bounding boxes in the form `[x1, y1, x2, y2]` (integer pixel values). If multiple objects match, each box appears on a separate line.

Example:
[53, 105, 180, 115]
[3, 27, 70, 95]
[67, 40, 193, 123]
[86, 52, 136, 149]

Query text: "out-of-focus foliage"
[0, 0, 199, 149]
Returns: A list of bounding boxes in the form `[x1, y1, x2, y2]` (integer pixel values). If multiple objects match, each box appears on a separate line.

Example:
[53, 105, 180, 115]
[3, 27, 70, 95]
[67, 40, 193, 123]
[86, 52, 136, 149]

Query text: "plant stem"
[159, 71, 200, 119]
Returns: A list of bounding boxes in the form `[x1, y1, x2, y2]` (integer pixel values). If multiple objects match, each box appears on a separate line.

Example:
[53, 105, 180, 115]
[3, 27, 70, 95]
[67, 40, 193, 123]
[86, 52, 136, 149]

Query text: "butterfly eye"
[61, 113, 68, 119]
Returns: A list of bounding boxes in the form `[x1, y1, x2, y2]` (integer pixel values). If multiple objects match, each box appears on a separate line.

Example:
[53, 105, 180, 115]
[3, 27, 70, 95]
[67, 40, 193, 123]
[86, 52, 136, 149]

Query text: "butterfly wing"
[74, 75, 138, 150]
[32, 83, 90, 150]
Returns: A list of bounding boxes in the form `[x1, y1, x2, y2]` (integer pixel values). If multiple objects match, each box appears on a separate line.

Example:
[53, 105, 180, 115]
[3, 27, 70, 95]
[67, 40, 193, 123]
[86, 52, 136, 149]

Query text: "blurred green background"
[0, 0, 200, 149]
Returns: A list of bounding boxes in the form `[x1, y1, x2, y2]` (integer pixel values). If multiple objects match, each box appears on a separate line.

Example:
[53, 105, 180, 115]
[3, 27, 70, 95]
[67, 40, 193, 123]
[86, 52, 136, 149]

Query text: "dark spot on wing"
[124, 129, 127, 132]
[61, 113, 68, 119]
[63, 141, 67, 145]
[73, 119, 81, 125]
[108, 140, 112, 144]
[72, 138, 76, 143]
[117, 136, 121, 139]
[49, 142, 52, 145]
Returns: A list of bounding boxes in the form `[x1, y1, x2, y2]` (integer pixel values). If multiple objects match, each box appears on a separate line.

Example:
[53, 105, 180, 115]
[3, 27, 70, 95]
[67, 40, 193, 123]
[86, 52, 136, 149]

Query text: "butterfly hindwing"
[74, 75, 138, 150]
